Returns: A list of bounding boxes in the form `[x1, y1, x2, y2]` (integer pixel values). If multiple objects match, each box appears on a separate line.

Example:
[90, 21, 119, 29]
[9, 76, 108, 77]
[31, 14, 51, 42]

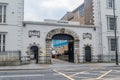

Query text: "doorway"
[85, 46, 91, 62]
[46, 28, 79, 63]
[68, 42, 74, 62]
[30, 46, 39, 63]
[52, 34, 74, 62]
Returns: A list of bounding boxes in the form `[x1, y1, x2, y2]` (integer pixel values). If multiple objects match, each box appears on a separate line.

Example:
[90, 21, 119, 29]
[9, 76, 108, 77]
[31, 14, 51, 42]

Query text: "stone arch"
[26, 42, 42, 57]
[46, 28, 79, 63]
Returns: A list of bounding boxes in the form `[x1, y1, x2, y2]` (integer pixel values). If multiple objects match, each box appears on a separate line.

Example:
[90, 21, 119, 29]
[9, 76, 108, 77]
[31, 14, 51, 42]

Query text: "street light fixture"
[113, 0, 119, 65]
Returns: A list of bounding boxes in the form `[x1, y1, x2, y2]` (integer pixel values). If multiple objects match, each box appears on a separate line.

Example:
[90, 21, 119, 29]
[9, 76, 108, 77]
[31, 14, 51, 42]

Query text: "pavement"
[0, 64, 50, 71]
[0, 59, 119, 71]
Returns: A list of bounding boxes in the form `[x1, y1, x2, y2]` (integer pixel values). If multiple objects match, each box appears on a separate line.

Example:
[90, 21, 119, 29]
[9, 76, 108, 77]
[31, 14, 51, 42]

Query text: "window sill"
[108, 51, 115, 54]
[106, 7, 117, 10]
[107, 30, 118, 32]
[107, 30, 114, 32]
[0, 23, 8, 25]
[106, 7, 113, 9]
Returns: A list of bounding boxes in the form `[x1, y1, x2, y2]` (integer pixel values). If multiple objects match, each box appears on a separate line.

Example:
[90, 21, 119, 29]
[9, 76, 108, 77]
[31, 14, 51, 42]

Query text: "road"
[0, 66, 120, 80]
[0, 65, 120, 80]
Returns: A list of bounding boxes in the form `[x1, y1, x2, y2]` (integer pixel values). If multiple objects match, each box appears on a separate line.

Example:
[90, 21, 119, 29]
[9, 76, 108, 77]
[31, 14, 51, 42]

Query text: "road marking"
[69, 70, 87, 77]
[53, 69, 75, 80]
[96, 70, 112, 79]
[69, 68, 96, 78]
[0, 74, 44, 78]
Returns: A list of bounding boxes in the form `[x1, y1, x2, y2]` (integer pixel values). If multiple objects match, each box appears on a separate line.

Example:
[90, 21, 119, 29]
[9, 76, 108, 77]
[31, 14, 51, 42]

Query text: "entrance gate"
[52, 34, 74, 62]
[46, 28, 79, 63]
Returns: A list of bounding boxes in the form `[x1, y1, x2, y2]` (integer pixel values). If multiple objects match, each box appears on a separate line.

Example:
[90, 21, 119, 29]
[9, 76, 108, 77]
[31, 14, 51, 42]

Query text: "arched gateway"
[46, 28, 79, 63]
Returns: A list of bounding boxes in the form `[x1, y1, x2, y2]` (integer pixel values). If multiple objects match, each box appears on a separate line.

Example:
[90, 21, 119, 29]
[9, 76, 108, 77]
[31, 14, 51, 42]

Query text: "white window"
[107, 0, 113, 8]
[107, 16, 117, 30]
[0, 33, 6, 52]
[108, 37, 118, 51]
[0, 4, 7, 23]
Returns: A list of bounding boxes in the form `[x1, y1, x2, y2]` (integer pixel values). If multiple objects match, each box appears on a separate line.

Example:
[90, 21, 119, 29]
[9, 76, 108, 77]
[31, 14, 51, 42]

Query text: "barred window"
[0, 4, 7, 23]
[0, 34, 6, 52]
[0, 5, 2, 23]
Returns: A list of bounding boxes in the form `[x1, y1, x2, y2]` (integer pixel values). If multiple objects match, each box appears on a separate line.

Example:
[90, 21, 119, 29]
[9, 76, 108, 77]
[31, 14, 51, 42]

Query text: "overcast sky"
[24, 0, 84, 21]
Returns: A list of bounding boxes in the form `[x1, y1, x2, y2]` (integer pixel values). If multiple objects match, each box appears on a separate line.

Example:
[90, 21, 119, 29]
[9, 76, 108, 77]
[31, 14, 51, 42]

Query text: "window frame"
[0, 32, 7, 52]
[106, 0, 113, 9]
[107, 16, 117, 31]
[108, 37, 118, 52]
[0, 3, 7, 24]
[79, 5, 84, 17]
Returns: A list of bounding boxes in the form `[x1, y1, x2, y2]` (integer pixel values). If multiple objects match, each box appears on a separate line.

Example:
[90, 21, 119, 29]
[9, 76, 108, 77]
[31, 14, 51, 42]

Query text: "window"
[107, 16, 117, 30]
[79, 5, 84, 17]
[107, 0, 113, 8]
[108, 38, 118, 51]
[0, 34, 6, 52]
[0, 5, 2, 22]
[0, 4, 7, 23]
[110, 39, 116, 51]
[3, 34, 5, 52]
[0, 34, 1, 52]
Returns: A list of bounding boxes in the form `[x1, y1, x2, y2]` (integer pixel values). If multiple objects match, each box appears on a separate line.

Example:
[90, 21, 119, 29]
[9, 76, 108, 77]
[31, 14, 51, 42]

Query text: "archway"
[46, 28, 79, 63]
[85, 46, 91, 62]
[30, 46, 39, 63]
[52, 34, 74, 62]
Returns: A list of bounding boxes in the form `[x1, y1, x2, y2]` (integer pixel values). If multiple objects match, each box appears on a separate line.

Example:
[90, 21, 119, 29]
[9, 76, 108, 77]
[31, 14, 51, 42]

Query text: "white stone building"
[62, 0, 120, 62]
[93, 0, 120, 57]
[0, 0, 119, 65]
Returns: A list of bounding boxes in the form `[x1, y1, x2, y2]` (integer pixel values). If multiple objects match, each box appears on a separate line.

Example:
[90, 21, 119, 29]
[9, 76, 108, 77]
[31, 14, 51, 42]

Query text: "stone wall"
[0, 51, 21, 66]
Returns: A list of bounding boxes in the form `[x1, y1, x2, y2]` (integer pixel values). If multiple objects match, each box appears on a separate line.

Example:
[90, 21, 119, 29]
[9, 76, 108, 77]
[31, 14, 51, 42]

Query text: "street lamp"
[113, 0, 119, 65]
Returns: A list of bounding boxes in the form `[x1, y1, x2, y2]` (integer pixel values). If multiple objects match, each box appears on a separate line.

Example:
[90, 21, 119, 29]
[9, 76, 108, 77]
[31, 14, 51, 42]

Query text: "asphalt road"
[0, 69, 68, 80]
[0, 65, 120, 80]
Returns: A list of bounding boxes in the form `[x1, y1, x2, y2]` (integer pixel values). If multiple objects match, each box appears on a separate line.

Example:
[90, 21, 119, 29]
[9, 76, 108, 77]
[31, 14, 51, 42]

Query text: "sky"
[24, 0, 84, 21]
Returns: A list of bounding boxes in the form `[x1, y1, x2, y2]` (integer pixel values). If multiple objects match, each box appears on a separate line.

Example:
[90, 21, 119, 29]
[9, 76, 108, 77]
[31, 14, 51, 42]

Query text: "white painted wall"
[1, 0, 120, 62]
[0, 0, 24, 25]
[0, 0, 24, 51]
[22, 21, 98, 62]
[93, 0, 120, 55]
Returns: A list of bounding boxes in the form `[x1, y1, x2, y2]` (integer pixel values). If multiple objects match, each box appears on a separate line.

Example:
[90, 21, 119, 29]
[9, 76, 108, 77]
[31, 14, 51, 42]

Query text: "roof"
[23, 20, 96, 29]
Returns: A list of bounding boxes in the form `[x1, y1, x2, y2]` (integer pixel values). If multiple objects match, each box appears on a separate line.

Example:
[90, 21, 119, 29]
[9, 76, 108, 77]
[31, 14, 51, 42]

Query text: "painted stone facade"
[22, 21, 97, 64]
[0, 0, 120, 65]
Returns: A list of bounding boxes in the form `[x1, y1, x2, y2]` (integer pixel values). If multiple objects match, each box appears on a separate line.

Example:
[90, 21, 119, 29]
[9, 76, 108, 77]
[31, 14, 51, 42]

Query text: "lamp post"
[113, 0, 119, 65]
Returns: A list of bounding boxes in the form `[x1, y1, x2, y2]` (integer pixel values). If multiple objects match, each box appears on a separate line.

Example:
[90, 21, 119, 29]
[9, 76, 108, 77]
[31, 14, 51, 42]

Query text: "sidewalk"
[0, 59, 119, 71]
[0, 63, 50, 71]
